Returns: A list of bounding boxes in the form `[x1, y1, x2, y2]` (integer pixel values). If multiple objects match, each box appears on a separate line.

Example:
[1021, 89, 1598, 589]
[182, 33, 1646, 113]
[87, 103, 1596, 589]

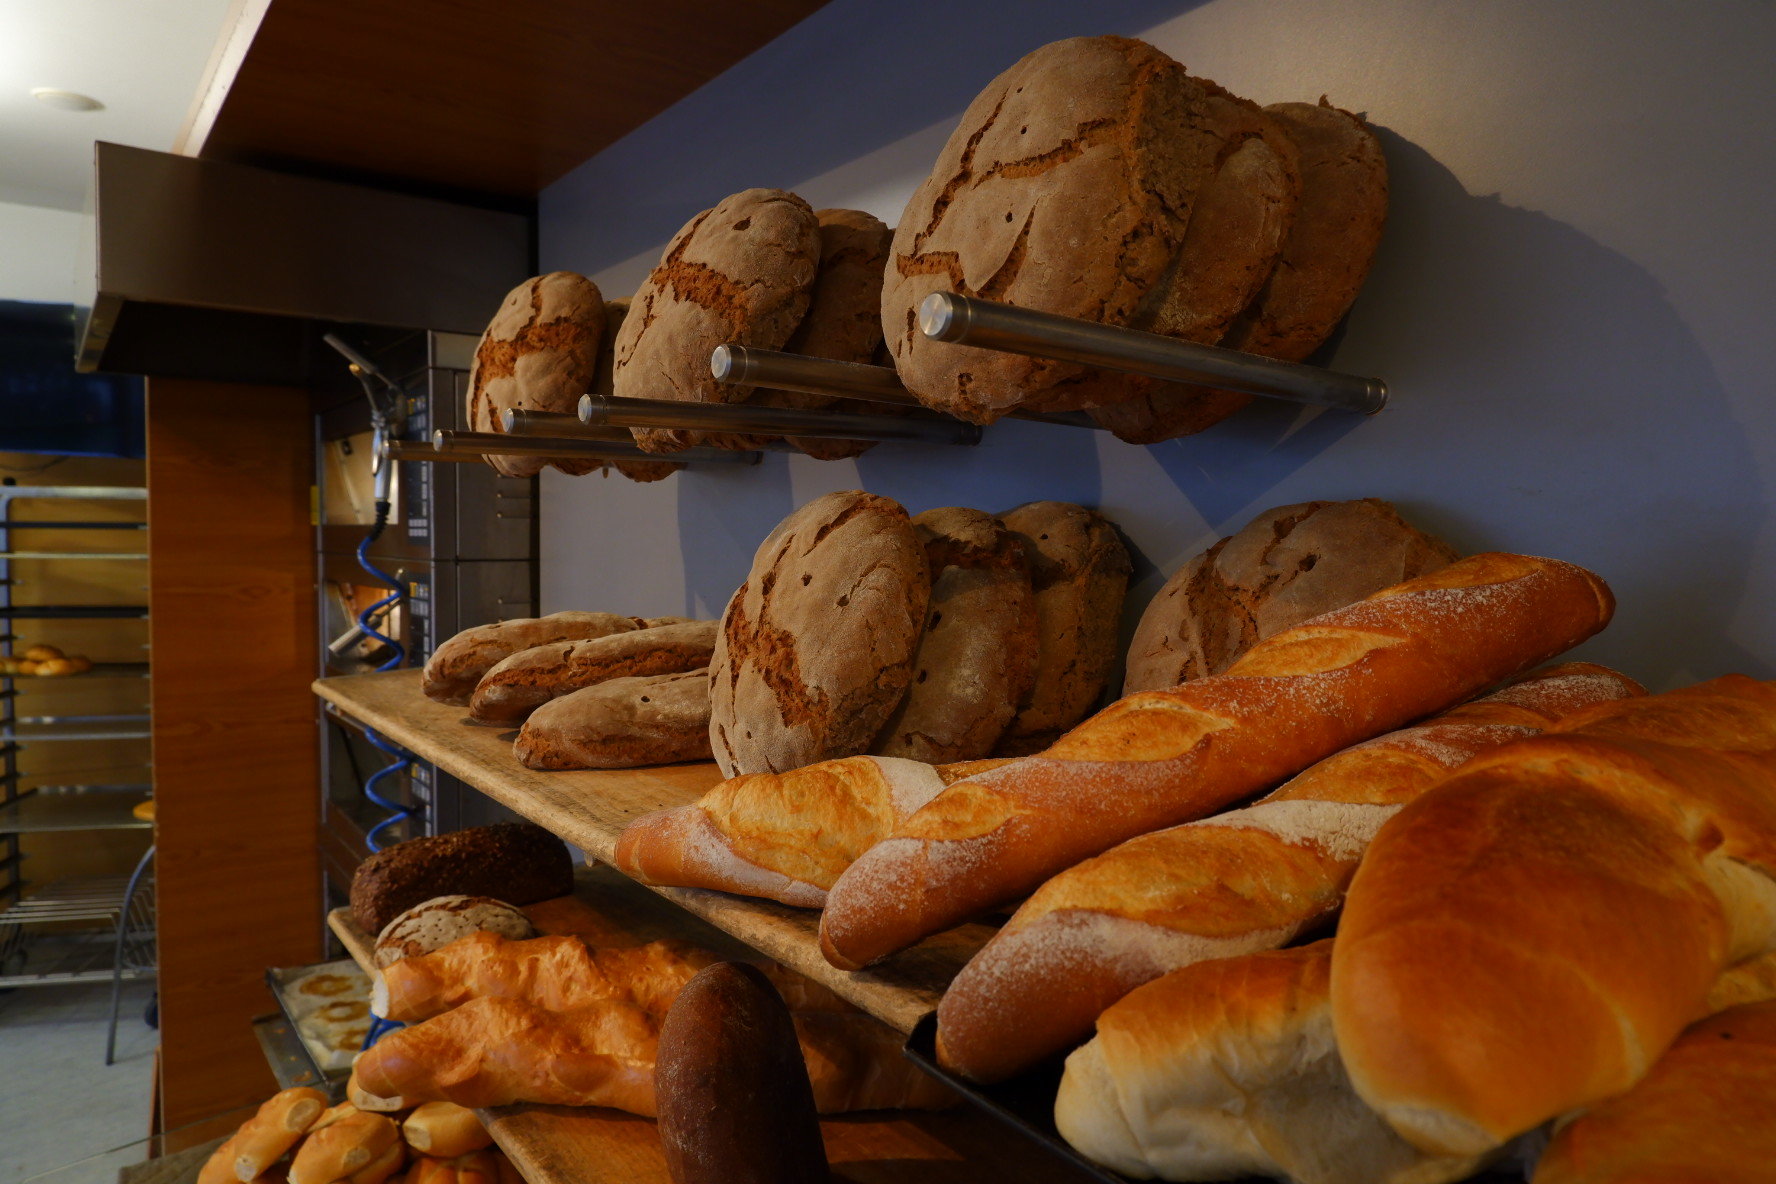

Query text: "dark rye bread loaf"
[765, 207, 894, 461]
[514, 669, 713, 770]
[422, 611, 649, 705]
[710, 491, 929, 776]
[467, 272, 605, 478]
[349, 822, 572, 935]
[1108, 100, 1391, 442]
[1124, 498, 1458, 693]
[594, 298, 681, 484]
[881, 36, 1227, 424]
[994, 502, 1132, 755]
[612, 188, 820, 453]
[873, 507, 1038, 763]
[469, 620, 717, 726]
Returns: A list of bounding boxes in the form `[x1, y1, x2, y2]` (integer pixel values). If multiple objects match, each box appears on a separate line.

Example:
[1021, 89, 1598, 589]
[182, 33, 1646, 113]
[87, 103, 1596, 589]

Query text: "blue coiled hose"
[355, 508, 417, 852]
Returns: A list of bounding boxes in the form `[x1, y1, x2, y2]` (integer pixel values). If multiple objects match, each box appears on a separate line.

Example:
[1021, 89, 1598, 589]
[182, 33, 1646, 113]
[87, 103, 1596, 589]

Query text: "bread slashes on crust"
[467, 272, 605, 478]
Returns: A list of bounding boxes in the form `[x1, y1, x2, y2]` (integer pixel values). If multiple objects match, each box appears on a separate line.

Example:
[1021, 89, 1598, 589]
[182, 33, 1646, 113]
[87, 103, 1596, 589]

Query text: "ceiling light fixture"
[30, 88, 104, 113]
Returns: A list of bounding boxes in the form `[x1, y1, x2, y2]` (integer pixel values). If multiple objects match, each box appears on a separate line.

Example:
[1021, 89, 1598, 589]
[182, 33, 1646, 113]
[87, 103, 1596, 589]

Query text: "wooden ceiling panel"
[202, 0, 832, 201]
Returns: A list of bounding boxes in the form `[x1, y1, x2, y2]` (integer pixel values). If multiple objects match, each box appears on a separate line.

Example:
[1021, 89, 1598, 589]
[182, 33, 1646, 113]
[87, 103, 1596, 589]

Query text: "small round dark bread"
[655, 962, 829, 1184]
[993, 502, 1132, 755]
[467, 271, 605, 478]
[1123, 498, 1458, 694]
[872, 507, 1037, 762]
[515, 669, 713, 771]
[882, 36, 1231, 424]
[348, 822, 572, 936]
[709, 491, 929, 776]
[612, 188, 820, 453]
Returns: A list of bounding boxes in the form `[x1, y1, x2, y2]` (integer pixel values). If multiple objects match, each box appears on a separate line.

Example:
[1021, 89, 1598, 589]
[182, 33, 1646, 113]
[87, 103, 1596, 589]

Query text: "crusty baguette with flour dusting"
[817, 553, 1615, 970]
[936, 662, 1645, 1082]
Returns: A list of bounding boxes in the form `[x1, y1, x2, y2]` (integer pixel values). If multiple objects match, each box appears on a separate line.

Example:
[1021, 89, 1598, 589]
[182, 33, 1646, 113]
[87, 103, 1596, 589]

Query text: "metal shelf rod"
[503, 410, 796, 454]
[432, 430, 761, 466]
[917, 293, 1389, 414]
[579, 392, 981, 446]
[709, 345, 1101, 429]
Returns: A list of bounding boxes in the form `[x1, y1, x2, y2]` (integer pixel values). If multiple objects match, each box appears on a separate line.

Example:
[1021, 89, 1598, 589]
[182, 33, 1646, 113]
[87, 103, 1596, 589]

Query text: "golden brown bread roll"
[936, 663, 1645, 1083]
[1333, 676, 1776, 1157]
[23, 644, 63, 662]
[232, 1087, 329, 1181]
[819, 553, 1616, 970]
[401, 1102, 491, 1158]
[287, 1107, 400, 1184]
[405, 1151, 507, 1184]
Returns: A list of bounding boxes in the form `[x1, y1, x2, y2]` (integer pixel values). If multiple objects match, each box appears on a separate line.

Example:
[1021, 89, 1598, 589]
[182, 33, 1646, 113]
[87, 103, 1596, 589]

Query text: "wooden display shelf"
[329, 866, 1089, 1184]
[313, 669, 995, 1034]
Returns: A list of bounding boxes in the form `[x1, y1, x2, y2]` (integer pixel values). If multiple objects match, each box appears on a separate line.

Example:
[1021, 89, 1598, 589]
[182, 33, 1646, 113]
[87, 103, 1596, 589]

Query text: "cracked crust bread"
[592, 298, 681, 483]
[469, 620, 717, 726]
[873, 507, 1038, 763]
[994, 502, 1132, 755]
[1125, 499, 1457, 694]
[423, 611, 650, 705]
[763, 208, 895, 461]
[1104, 99, 1391, 442]
[515, 670, 713, 770]
[612, 188, 820, 453]
[710, 491, 930, 776]
[467, 271, 605, 478]
[881, 36, 1231, 424]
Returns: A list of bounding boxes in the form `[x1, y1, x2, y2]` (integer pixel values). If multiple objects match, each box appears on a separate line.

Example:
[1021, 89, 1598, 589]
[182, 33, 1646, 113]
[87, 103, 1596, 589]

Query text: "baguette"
[232, 1087, 329, 1181]
[1054, 941, 1491, 1184]
[1332, 675, 1776, 1156]
[421, 612, 653, 705]
[1532, 998, 1776, 1184]
[401, 1102, 491, 1158]
[287, 1108, 400, 1184]
[937, 663, 1644, 1082]
[819, 553, 1615, 970]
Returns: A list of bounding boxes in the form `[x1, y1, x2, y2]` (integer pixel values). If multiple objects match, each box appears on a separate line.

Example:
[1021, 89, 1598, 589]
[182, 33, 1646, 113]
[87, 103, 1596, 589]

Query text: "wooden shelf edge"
[312, 669, 992, 1036]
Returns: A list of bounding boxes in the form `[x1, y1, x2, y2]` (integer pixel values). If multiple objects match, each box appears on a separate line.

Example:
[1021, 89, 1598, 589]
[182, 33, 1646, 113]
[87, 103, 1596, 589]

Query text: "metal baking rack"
[404, 293, 1385, 467]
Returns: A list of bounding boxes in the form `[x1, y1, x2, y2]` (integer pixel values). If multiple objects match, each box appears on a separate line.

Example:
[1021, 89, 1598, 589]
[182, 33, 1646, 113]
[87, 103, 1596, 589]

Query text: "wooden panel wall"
[147, 380, 320, 1128]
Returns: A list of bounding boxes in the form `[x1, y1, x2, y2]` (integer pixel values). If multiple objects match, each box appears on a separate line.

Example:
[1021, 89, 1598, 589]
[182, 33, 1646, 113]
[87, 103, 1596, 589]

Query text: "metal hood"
[76, 142, 529, 382]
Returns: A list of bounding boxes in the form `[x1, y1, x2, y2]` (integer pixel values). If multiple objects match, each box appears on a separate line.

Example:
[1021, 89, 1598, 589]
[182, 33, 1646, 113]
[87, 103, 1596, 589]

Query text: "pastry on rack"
[465, 271, 605, 478]
[818, 552, 1616, 970]
[935, 662, 1644, 1083]
[1123, 498, 1457, 693]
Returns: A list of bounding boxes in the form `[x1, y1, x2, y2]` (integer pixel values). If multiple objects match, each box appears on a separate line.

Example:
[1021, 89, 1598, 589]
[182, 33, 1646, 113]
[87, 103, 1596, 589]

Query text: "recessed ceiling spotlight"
[30, 88, 104, 113]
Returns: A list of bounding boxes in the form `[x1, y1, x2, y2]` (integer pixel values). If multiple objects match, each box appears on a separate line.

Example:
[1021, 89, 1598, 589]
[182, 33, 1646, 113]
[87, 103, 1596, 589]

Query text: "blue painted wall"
[537, 0, 1776, 689]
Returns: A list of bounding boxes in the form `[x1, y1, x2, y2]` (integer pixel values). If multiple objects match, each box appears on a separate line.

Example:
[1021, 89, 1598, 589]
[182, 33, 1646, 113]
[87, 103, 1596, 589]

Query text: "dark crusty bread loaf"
[468, 620, 717, 726]
[709, 491, 929, 776]
[1125, 499, 1458, 693]
[818, 553, 1616, 970]
[422, 611, 648, 706]
[872, 507, 1037, 763]
[592, 298, 681, 483]
[349, 822, 572, 935]
[467, 272, 605, 478]
[882, 37, 1227, 423]
[514, 669, 712, 770]
[612, 189, 820, 453]
[994, 502, 1131, 755]
[655, 962, 829, 1184]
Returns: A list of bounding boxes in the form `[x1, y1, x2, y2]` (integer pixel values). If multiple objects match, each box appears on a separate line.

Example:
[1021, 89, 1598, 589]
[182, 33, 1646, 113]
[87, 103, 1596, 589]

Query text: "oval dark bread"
[349, 822, 572, 936]
[592, 298, 682, 483]
[710, 490, 930, 776]
[468, 620, 717, 726]
[612, 188, 820, 453]
[421, 611, 648, 706]
[882, 36, 1229, 424]
[993, 502, 1132, 756]
[467, 271, 605, 478]
[515, 669, 713, 770]
[873, 507, 1037, 763]
[1124, 498, 1458, 693]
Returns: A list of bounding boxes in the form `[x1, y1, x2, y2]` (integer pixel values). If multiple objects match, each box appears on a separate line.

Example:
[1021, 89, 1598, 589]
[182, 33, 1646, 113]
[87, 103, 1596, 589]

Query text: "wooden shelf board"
[328, 867, 1089, 1183]
[313, 669, 994, 1035]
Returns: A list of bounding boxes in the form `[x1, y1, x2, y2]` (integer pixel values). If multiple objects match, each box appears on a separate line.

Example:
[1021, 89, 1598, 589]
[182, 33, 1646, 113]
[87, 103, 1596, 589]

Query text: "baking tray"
[903, 1012, 1527, 1184]
[265, 959, 370, 1086]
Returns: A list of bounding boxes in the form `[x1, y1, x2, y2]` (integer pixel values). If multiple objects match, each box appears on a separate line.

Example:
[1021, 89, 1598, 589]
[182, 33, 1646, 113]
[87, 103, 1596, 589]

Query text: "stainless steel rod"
[433, 430, 760, 466]
[384, 439, 486, 463]
[578, 393, 980, 446]
[711, 344, 1101, 429]
[500, 409, 639, 443]
[918, 293, 1389, 415]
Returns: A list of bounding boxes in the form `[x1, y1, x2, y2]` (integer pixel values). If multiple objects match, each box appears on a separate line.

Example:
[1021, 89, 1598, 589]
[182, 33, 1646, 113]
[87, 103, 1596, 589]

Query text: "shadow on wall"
[1141, 128, 1765, 685]
[544, 0, 1212, 274]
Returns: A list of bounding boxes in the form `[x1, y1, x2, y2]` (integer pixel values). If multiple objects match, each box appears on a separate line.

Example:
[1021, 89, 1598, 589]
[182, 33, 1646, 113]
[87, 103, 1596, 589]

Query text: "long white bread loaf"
[819, 553, 1616, 970]
[936, 662, 1645, 1082]
[1332, 675, 1776, 1158]
[613, 755, 1014, 907]
[1054, 941, 1494, 1184]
